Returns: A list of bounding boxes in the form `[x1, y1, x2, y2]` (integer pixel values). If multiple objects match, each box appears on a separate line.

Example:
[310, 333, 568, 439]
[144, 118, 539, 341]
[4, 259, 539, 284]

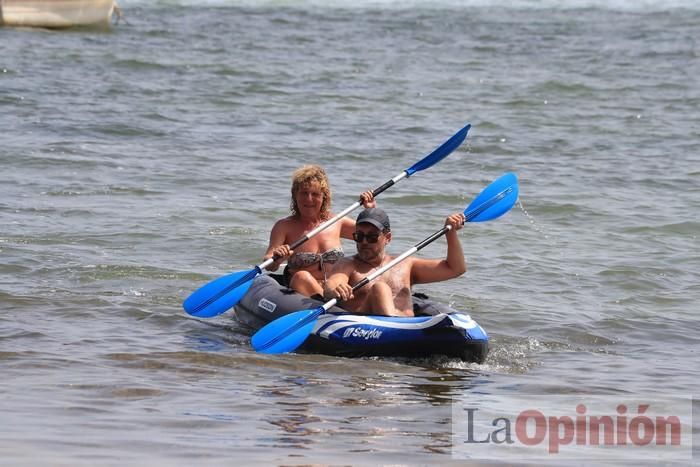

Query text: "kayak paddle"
[251, 172, 519, 354]
[183, 124, 471, 318]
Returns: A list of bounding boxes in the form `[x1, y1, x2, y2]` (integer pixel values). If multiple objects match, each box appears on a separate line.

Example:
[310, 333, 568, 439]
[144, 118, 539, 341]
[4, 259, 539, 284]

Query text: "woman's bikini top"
[287, 247, 344, 271]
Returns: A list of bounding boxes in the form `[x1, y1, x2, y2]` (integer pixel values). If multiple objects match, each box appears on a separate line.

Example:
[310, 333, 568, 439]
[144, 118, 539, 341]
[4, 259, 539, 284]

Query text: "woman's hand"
[271, 244, 292, 260]
[264, 244, 293, 271]
[360, 190, 376, 209]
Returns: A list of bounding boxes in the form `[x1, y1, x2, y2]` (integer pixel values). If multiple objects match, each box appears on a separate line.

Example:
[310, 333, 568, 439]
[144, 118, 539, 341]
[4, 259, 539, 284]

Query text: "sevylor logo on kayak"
[342, 327, 383, 340]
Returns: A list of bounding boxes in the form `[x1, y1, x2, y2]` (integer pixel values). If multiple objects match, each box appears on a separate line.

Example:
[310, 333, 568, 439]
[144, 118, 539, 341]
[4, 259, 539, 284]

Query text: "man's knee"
[369, 281, 391, 295]
[367, 281, 396, 316]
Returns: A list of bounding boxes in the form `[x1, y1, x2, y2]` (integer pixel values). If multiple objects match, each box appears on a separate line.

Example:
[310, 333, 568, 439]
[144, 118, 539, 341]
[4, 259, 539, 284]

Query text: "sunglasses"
[352, 232, 382, 243]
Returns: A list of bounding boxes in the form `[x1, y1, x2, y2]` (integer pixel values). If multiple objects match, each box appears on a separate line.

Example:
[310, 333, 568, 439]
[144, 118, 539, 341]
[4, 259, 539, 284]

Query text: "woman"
[264, 165, 375, 297]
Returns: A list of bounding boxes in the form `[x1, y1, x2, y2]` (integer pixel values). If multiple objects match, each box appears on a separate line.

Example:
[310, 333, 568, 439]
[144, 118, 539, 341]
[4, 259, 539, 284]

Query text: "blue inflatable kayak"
[234, 275, 489, 363]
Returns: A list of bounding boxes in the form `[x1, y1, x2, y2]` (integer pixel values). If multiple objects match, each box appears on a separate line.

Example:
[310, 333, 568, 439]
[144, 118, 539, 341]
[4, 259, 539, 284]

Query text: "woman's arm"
[339, 190, 376, 240]
[263, 219, 292, 271]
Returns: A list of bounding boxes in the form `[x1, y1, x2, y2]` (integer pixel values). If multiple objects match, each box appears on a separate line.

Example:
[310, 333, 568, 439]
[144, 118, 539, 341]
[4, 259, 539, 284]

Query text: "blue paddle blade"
[464, 172, 519, 222]
[405, 124, 470, 176]
[251, 307, 324, 354]
[183, 268, 258, 318]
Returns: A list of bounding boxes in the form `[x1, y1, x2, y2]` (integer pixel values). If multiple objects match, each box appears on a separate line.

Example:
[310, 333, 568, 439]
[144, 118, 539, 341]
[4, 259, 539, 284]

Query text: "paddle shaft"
[260, 124, 471, 268]
[191, 173, 413, 314]
[320, 184, 515, 312]
[260, 170, 416, 268]
[252, 211, 441, 351]
[184, 124, 470, 317]
[251, 174, 517, 353]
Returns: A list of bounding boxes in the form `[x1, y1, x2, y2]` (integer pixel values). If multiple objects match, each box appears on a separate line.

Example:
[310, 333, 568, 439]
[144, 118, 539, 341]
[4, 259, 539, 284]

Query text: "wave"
[118, 0, 700, 11]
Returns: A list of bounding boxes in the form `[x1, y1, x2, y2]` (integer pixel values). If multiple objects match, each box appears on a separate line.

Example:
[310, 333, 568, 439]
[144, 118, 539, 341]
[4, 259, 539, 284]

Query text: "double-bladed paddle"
[183, 124, 471, 318]
[251, 172, 519, 354]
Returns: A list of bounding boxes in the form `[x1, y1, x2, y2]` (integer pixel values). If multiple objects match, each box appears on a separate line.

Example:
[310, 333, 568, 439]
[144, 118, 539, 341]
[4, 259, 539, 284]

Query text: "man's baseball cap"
[356, 208, 390, 231]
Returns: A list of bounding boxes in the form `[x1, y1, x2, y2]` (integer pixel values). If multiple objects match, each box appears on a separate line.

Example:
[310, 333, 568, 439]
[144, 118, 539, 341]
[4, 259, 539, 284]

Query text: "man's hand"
[324, 282, 354, 301]
[445, 212, 466, 232]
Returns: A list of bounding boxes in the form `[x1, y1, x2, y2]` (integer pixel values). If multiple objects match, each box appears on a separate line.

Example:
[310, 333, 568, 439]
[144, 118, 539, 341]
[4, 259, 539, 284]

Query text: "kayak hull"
[234, 275, 489, 363]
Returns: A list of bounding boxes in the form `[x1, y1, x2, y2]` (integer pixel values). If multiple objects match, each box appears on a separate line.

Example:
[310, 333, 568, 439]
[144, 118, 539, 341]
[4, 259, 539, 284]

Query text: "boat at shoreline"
[0, 0, 118, 29]
[235, 274, 489, 363]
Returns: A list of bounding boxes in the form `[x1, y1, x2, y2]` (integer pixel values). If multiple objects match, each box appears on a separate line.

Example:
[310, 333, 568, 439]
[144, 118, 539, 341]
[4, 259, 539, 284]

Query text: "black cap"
[356, 208, 390, 231]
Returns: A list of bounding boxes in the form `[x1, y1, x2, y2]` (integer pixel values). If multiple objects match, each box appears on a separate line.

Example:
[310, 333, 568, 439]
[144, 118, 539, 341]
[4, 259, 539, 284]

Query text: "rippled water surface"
[1, 0, 698, 465]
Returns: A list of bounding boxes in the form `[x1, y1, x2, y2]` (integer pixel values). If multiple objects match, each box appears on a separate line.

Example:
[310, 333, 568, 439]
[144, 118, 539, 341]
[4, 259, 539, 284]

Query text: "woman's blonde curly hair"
[290, 165, 331, 220]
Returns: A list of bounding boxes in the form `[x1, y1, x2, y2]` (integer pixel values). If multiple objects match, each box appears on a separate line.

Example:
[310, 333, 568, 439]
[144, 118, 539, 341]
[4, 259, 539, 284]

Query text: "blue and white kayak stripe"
[313, 312, 477, 338]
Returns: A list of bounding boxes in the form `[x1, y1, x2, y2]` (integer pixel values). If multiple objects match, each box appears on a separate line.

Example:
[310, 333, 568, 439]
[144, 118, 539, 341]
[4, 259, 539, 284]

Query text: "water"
[1, 0, 699, 465]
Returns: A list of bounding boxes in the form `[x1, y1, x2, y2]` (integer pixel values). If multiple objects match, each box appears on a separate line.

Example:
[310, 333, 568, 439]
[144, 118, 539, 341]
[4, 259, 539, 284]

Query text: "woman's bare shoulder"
[273, 215, 299, 228]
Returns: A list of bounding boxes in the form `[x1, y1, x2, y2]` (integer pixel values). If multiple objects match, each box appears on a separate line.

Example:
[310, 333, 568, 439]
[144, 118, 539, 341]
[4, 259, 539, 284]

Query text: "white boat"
[0, 0, 118, 28]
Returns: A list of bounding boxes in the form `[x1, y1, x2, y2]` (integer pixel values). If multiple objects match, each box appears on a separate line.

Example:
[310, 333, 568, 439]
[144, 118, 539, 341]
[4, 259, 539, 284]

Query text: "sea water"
[1, 0, 698, 465]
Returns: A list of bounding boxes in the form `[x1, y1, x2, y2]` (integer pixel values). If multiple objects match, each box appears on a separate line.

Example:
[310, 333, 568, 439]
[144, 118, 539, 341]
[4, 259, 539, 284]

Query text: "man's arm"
[323, 259, 354, 301]
[410, 213, 466, 284]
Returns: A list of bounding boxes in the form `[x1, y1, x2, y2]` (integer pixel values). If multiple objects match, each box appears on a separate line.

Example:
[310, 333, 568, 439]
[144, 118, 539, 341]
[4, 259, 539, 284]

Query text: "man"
[323, 207, 466, 316]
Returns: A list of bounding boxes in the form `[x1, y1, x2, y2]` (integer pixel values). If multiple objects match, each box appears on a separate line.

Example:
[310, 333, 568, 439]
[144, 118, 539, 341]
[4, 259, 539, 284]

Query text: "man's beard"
[356, 247, 383, 265]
